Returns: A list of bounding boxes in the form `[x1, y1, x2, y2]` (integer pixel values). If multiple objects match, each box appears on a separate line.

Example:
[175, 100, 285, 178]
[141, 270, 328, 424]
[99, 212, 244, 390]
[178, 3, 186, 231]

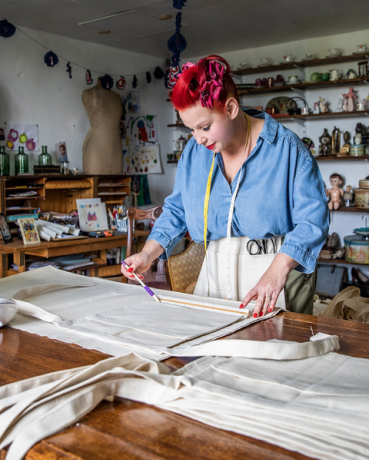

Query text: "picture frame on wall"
[18, 217, 41, 245]
[0, 213, 13, 244]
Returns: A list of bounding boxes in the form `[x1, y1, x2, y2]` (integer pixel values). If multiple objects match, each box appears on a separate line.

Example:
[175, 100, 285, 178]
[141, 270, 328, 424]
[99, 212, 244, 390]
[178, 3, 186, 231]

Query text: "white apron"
[194, 236, 286, 310]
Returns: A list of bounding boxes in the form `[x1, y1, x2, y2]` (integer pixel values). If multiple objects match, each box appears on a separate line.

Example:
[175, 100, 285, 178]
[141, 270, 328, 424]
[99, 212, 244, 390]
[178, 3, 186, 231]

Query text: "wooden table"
[0, 231, 149, 278]
[1, 312, 368, 459]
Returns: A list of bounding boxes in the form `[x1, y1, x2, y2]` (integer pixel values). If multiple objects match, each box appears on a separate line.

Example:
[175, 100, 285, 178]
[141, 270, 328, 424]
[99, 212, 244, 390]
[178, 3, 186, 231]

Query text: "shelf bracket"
[293, 64, 304, 72]
[363, 80, 369, 85]
[291, 87, 305, 97]
[289, 118, 305, 127]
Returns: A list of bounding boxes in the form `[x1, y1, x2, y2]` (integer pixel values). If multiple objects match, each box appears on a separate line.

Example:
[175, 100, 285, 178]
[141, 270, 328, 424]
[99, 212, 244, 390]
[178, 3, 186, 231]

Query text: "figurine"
[326, 173, 344, 210]
[347, 87, 358, 112]
[355, 132, 363, 145]
[331, 126, 341, 156]
[346, 69, 357, 79]
[336, 98, 343, 112]
[342, 93, 349, 111]
[319, 96, 328, 113]
[339, 131, 351, 155]
[357, 98, 367, 111]
[318, 129, 332, 156]
[343, 185, 354, 207]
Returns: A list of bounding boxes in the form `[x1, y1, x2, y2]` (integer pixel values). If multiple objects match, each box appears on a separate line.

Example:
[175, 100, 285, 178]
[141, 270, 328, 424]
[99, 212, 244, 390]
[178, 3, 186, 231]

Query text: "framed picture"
[18, 217, 41, 245]
[0, 213, 13, 244]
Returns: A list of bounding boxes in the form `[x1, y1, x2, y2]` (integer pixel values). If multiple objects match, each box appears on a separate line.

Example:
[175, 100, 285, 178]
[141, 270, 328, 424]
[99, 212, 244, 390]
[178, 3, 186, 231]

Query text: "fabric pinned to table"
[2, 336, 369, 460]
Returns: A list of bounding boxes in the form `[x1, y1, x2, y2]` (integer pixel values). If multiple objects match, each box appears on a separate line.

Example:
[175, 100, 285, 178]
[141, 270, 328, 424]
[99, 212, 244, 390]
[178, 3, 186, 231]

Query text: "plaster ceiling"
[1, 0, 368, 59]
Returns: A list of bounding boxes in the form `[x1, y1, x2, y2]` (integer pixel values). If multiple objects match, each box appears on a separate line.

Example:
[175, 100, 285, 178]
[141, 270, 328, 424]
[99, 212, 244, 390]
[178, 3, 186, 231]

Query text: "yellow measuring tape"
[203, 113, 250, 253]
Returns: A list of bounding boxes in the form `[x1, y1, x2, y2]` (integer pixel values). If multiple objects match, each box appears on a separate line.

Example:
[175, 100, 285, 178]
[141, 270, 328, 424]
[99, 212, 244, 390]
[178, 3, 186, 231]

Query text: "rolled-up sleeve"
[147, 156, 188, 260]
[279, 146, 329, 273]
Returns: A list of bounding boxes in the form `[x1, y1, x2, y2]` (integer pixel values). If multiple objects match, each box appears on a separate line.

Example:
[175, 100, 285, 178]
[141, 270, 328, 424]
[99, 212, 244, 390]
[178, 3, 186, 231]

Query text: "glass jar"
[15, 147, 29, 175]
[0, 146, 10, 176]
[38, 146, 52, 165]
[62, 160, 69, 175]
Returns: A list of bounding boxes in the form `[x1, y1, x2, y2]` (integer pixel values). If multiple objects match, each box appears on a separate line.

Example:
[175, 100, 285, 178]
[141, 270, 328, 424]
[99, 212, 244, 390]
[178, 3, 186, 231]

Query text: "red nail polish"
[128, 268, 133, 273]
[239, 303, 244, 309]
[268, 308, 273, 313]
[253, 313, 258, 318]
[260, 311, 264, 317]
[129, 275, 134, 278]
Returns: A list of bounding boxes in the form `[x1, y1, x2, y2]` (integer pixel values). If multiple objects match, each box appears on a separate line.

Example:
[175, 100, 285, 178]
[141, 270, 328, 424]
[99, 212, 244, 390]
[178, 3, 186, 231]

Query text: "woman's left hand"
[240, 253, 298, 317]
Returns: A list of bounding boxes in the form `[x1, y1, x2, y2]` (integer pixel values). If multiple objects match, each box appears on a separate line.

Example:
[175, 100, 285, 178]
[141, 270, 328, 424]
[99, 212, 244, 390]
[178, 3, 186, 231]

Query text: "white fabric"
[3, 336, 369, 460]
[194, 236, 286, 309]
[2, 267, 282, 360]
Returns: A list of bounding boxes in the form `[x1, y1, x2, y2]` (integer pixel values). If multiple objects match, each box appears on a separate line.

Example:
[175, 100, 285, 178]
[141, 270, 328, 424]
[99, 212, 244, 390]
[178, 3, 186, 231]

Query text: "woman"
[122, 55, 329, 317]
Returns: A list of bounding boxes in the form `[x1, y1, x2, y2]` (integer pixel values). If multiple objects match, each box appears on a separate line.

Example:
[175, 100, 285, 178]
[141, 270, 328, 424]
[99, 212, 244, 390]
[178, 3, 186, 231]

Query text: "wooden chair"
[126, 206, 163, 258]
[166, 241, 205, 294]
[124, 206, 167, 289]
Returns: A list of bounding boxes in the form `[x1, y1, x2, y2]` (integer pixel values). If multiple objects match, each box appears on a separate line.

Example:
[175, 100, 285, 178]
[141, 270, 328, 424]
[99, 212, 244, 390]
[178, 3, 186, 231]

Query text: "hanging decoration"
[164, 66, 171, 89]
[66, 62, 72, 79]
[166, 0, 187, 89]
[116, 75, 126, 90]
[173, 0, 186, 8]
[100, 74, 113, 90]
[0, 16, 164, 87]
[153, 66, 164, 79]
[85, 70, 93, 85]
[44, 51, 59, 67]
[0, 19, 16, 38]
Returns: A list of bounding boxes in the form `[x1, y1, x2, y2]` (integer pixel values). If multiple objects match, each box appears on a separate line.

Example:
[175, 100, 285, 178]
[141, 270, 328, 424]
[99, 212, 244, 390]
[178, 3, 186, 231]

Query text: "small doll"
[326, 173, 344, 210]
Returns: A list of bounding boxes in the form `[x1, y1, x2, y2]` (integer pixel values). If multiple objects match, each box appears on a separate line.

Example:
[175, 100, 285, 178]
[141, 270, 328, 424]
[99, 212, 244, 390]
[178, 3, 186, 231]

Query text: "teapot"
[329, 69, 340, 81]
[174, 135, 187, 152]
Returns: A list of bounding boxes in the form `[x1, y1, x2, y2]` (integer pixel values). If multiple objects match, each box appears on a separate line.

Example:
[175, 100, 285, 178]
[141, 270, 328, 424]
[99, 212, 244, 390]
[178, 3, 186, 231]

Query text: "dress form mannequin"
[82, 78, 123, 174]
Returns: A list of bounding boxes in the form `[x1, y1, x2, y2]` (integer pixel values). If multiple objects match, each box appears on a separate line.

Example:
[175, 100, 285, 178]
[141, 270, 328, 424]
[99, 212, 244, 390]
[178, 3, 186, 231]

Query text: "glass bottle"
[14, 147, 29, 175]
[0, 146, 10, 176]
[38, 146, 52, 166]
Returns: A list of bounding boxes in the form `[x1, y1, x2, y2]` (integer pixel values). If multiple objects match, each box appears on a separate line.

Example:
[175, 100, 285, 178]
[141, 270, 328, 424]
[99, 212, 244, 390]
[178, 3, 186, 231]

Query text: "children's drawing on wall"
[122, 91, 140, 115]
[127, 115, 158, 145]
[119, 119, 127, 140]
[131, 145, 162, 174]
[6, 123, 39, 151]
[0, 128, 5, 141]
[54, 141, 68, 163]
[123, 145, 130, 175]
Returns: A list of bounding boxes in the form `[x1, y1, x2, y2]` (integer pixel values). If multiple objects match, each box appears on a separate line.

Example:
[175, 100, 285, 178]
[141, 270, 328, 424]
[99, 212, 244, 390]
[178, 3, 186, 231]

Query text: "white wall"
[0, 26, 176, 205]
[189, 28, 369, 278]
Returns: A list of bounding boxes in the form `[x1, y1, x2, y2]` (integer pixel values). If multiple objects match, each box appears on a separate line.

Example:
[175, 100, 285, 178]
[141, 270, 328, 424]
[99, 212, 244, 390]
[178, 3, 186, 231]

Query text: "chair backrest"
[167, 241, 205, 293]
[126, 206, 163, 258]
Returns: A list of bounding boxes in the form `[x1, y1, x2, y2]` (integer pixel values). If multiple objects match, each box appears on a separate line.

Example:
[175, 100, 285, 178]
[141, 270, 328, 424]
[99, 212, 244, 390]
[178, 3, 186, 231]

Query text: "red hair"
[171, 55, 239, 112]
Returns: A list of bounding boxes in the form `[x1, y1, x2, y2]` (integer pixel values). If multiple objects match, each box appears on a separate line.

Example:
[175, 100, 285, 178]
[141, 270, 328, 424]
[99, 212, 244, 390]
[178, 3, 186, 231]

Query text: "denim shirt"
[148, 109, 329, 274]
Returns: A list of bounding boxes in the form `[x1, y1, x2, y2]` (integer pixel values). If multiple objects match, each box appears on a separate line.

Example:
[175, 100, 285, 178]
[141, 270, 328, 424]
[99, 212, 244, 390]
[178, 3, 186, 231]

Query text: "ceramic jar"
[355, 188, 369, 208]
[344, 236, 369, 264]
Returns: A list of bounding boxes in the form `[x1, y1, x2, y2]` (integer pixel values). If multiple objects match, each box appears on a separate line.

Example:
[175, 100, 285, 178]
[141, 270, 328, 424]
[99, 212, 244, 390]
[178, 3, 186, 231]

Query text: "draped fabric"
[3, 335, 369, 460]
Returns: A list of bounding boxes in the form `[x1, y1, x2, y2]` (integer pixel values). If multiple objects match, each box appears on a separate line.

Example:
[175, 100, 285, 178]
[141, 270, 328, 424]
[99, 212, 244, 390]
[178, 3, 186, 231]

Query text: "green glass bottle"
[38, 146, 52, 166]
[0, 146, 10, 176]
[15, 147, 29, 175]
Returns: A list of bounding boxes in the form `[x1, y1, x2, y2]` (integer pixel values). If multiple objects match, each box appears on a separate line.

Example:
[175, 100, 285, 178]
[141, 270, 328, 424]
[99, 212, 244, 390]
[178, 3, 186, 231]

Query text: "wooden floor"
[1, 312, 369, 459]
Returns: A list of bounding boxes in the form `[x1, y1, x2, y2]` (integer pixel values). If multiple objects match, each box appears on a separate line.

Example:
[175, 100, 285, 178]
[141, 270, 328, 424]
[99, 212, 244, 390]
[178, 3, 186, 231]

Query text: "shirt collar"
[243, 108, 278, 145]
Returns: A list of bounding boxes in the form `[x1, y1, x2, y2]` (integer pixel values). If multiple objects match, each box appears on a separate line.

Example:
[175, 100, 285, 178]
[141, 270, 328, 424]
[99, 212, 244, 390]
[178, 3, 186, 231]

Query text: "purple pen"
[121, 261, 160, 302]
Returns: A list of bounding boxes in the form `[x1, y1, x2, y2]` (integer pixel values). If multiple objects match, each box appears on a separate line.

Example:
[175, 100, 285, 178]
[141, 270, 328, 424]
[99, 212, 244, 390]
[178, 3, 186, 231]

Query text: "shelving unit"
[231, 51, 369, 76]
[315, 155, 369, 161]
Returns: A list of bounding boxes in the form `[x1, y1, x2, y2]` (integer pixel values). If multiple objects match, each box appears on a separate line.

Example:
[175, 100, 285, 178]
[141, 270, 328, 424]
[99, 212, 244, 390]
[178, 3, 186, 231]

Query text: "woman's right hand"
[121, 251, 152, 280]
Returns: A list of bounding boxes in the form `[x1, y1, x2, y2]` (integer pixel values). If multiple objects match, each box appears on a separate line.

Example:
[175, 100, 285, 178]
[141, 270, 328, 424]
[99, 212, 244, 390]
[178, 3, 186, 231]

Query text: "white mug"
[260, 58, 272, 65]
[357, 44, 368, 53]
[329, 48, 343, 56]
[288, 75, 298, 83]
[283, 55, 294, 62]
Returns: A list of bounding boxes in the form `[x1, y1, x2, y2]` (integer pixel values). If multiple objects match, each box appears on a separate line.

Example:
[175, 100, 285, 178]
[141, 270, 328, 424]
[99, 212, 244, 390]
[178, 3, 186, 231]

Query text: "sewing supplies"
[246, 238, 277, 255]
[121, 261, 160, 302]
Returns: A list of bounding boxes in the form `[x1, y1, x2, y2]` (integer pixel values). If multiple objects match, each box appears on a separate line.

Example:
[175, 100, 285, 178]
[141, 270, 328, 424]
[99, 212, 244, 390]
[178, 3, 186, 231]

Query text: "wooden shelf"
[97, 184, 128, 188]
[97, 192, 127, 196]
[238, 77, 369, 96]
[167, 123, 188, 128]
[318, 257, 369, 266]
[315, 155, 369, 161]
[232, 52, 369, 76]
[272, 110, 369, 121]
[5, 187, 43, 191]
[45, 180, 91, 189]
[6, 207, 37, 211]
[167, 160, 179, 164]
[5, 196, 44, 201]
[331, 207, 369, 213]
